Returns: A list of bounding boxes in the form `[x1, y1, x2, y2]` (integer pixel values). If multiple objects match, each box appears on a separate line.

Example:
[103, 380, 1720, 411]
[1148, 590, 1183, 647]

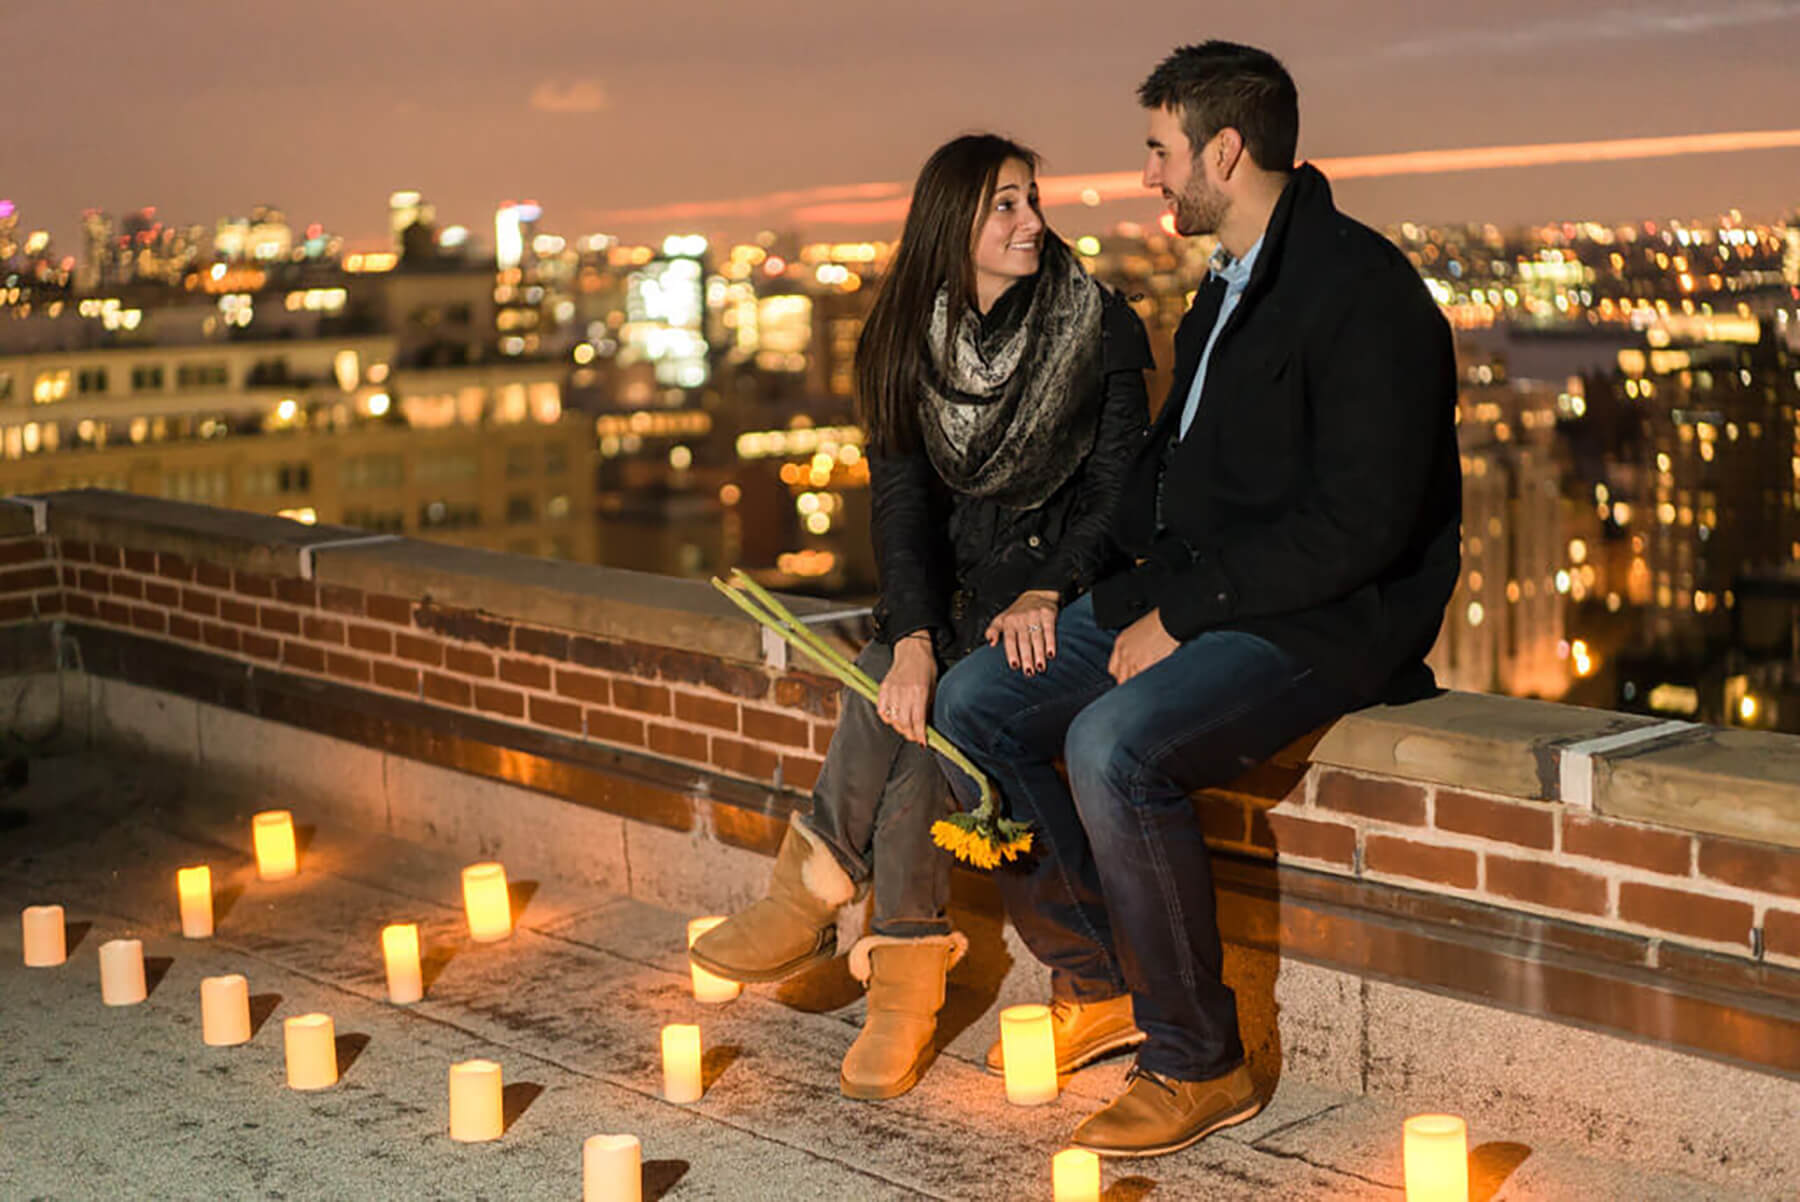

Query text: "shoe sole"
[984, 1028, 1148, 1077]
[1072, 1095, 1266, 1160]
[840, 1049, 934, 1101]
[688, 930, 837, 985]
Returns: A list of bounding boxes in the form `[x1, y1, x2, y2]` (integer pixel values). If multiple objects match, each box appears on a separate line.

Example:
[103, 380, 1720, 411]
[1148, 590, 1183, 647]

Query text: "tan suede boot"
[689, 817, 857, 983]
[839, 932, 968, 1100]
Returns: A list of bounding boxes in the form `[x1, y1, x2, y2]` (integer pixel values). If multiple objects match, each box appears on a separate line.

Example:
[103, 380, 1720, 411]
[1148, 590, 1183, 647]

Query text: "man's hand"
[1108, 608, 1180, 684]
[985, 589, 1060, 674]
[877, 633, 938, 745]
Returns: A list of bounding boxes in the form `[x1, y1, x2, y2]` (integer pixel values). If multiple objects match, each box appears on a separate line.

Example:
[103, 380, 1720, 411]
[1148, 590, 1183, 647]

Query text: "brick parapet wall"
[2, 490, 1798, 975]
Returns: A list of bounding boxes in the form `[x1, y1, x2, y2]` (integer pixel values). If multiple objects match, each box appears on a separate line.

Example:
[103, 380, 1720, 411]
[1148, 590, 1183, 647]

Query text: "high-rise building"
[494, 201, 542, 274]
[388, 191, 435, 252]
[79, 210, 116, 291]
[1783, 210, 1800, 287]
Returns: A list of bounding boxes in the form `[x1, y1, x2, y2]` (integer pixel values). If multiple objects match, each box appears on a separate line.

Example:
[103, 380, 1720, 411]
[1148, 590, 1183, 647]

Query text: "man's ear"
[1216, 128, 1247, 181]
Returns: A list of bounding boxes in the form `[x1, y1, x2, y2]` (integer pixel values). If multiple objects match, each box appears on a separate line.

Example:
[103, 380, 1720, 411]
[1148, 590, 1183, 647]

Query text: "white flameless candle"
[461, 862, 512, 942]
[1052, 1148, 1101, 1202]
[449, 1059, 504, 1142]
[177, 865, 214, 938]
[201, 974, 252, 1046]
[661, 1023, 703, 1103]
[284, 1013, 338, 1089]
[382, 923, 423, 1004]
[253, 810, 298, 880]
[1000, 1003, 1058, 1106]
[583, 1133, 642, 1202]
[98, 938, 147, 1006]
[686, 917, 741, 1004]
[1403, 1114, 1469, 1202]
[21, 904, 66, 967]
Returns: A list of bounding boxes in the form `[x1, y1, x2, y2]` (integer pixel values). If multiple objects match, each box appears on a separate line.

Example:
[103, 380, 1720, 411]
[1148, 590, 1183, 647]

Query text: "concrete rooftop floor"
[0, 750, 1767, 1201]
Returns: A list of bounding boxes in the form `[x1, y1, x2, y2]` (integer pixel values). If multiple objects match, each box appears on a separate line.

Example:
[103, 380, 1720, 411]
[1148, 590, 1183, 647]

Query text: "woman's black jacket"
[868, 288, 1152, 662]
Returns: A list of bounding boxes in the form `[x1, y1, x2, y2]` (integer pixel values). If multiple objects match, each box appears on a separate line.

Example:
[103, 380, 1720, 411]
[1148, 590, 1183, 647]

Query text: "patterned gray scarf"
[918, 236, 1104, 510]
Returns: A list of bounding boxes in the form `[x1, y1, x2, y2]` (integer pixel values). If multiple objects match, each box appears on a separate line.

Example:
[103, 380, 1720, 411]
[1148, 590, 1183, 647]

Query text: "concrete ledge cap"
[40, 489, 361, 575]
[1600, 726, 1800, 849]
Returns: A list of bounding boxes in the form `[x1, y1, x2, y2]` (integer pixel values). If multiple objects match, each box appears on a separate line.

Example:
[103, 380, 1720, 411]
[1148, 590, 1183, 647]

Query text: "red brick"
[1563, 814, 1691, 876]
[169, 614, 201, 642]
[1766, 910, 1800, 960]
[143, 581, 178, 607]
[326, 651, 372, 683]
[422, 671, 471, 708]
[195, 561, 231, 589]
[283, 641, 326, 673]
[446, 646, 495, 678]
[58, 539, 93, 564]
[240, 632, 281, 662]
[590, 710, 647, 747]
[529, 695, 583, 734]
[499, 657, 551, 690]
[712, 736, 779, 781]
[1197, 793, 1249, 843]
[395, 632, 442, 666]
[0, 566, 57, 593]
[181, 588, 219, 618]
[38, 593, 62, 616]
[274, 577, 316, 607]
[742, 707, 808, 748]
[0, 596, 32, 623]
[234, 571, 274, 598]
[1317, 770, 1427, 826]
[1248, 805, 1278, 852]
[123, 548, 156, 573]
[1697, 838, 1800, 900]
[129, 605, 167, 634]
[475, 684, 525, 719]
[347, 623, 392, 655]
[648, 722, 706, 759]
[98, 599, 131, 626]
[373, 661, 419, 694]
[782, 754, 825, 792]
[109, 574, 144, 600]
[613, 679, 671, 716]
[155, 553, 194, 583]
[675, 691, 738, 732]
[366, 592, 413, 625]
[0, 539, 47, 567]
[318, 584, 364, 616]
[775, 674, 839, 719]
[515, 627, 570, 660]
[1365, 834, 1478, 889]
[814, 721, 836, 755]
[1434, 790, 1555, 851]
[1485, 853, 1608, 915]
[1266, 812, 1357, 866]
[1619, 882, 1753, 947]
[78, 568, 108, 593]
[259, 605, 302, 635]
[556, 668, 611, 706]
[90, 542, 122, 568]
[303, 615, 346, 644]
[219, 598, 257, 627]
[65, 593, 97, 618]
[202, 622, 240, 652]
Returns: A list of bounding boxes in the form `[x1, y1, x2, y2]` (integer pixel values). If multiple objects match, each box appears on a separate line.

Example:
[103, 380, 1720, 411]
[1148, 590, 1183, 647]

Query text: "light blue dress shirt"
[1177, 234, 1265, 439]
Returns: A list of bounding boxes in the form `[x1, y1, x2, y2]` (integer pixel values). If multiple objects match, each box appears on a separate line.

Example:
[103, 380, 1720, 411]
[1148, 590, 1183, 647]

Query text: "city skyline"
[7, 0, 1800, 252]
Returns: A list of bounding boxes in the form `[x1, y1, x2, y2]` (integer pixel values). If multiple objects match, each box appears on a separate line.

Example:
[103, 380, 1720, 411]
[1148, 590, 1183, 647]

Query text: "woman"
[691, 133, 1152, 1100]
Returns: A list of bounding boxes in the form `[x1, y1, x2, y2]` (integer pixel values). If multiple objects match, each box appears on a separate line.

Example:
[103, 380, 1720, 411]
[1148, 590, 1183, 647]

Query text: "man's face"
[1143, 105, 1227, 238]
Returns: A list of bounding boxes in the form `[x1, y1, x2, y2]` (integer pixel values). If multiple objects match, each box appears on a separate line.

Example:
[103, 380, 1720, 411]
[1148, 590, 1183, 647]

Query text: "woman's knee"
[933, 648, 1008, 749]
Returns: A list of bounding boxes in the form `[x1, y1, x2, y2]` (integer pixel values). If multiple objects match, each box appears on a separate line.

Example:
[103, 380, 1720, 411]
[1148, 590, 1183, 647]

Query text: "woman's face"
[970, 158, 1044, 304]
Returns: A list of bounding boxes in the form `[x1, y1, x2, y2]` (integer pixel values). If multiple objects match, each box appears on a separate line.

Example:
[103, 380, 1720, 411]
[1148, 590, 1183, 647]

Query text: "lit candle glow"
[21, 904, 66, 967]
[252, 810, 298, 881]
[382, 923, 423, 1004]
[449, 1059, 504, 1142]
[1052, 1147, 1101, 1202]
[177, 865, 214, 939]
[461, 862, 512, 942]
[201, 974, 252, 1046]
[1403, 1113, 1470, 1202]
[284, 1013, 338, 1090]
[686, 917, 741, 1004]
[98, 938, 147, 1006]
[661, 1023, 703, 1104]
[1000, 1003, 1059, 1106]
[583, 1133, 642, 1202]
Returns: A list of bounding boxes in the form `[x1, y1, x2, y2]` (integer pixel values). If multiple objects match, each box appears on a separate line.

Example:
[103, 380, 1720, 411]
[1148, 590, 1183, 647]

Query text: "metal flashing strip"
[296, 534, 402, 580]
[1558, 719, 1700, 809]
[761, 605, 873, 671]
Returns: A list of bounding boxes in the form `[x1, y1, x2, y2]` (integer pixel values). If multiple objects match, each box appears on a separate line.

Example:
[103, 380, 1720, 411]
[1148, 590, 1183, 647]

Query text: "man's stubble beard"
[1173, 175, 1227, 239]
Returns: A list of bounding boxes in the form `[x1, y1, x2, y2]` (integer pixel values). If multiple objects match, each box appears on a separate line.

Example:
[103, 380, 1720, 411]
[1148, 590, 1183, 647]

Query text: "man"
[934, 41, 1460, 1158]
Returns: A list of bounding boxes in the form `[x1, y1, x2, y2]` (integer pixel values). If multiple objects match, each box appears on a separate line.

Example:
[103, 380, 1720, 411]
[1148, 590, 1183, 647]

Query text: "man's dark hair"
[1138, 41, 1298, 172]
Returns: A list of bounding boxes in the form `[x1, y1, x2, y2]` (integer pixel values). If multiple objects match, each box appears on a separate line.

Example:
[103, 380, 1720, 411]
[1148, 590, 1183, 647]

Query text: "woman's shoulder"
[1093, 282, 1154, 370]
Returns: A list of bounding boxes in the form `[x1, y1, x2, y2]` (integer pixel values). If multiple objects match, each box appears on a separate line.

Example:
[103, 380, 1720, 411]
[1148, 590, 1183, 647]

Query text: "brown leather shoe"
[1071, 1063, 1263, 1158]
[984, 995, 1145, 1075]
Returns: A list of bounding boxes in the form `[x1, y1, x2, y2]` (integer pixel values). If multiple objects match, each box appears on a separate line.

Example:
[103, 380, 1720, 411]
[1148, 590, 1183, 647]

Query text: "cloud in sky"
[1380, 1, 1800, 59]
[529, 79, 607, 114]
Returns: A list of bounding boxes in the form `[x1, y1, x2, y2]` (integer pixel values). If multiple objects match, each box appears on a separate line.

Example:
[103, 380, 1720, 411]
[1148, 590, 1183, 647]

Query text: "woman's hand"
[985, 589, 1060, 674]
[877, 633, 938, 745]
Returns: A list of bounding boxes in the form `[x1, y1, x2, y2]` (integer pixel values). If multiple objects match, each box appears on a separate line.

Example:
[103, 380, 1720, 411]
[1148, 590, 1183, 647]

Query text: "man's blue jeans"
[934, 594, 1361, 1081]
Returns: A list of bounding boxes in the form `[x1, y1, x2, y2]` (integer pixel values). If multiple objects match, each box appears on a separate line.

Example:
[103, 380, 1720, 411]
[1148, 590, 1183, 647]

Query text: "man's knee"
[1063, 702, 1140, 799]
[933, 649, 1006, 750]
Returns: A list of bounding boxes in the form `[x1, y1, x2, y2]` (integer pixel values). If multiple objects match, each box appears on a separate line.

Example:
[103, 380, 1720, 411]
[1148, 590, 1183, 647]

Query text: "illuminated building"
[620, 238, 709, 390]
[389, 190, 436, 252]
[214, 206, 293, 265]
[494, 201, 541, 274]
[79, 210, 116, 291]
[0, 200, 18, 264]
[1784, 210, 1800, 287]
